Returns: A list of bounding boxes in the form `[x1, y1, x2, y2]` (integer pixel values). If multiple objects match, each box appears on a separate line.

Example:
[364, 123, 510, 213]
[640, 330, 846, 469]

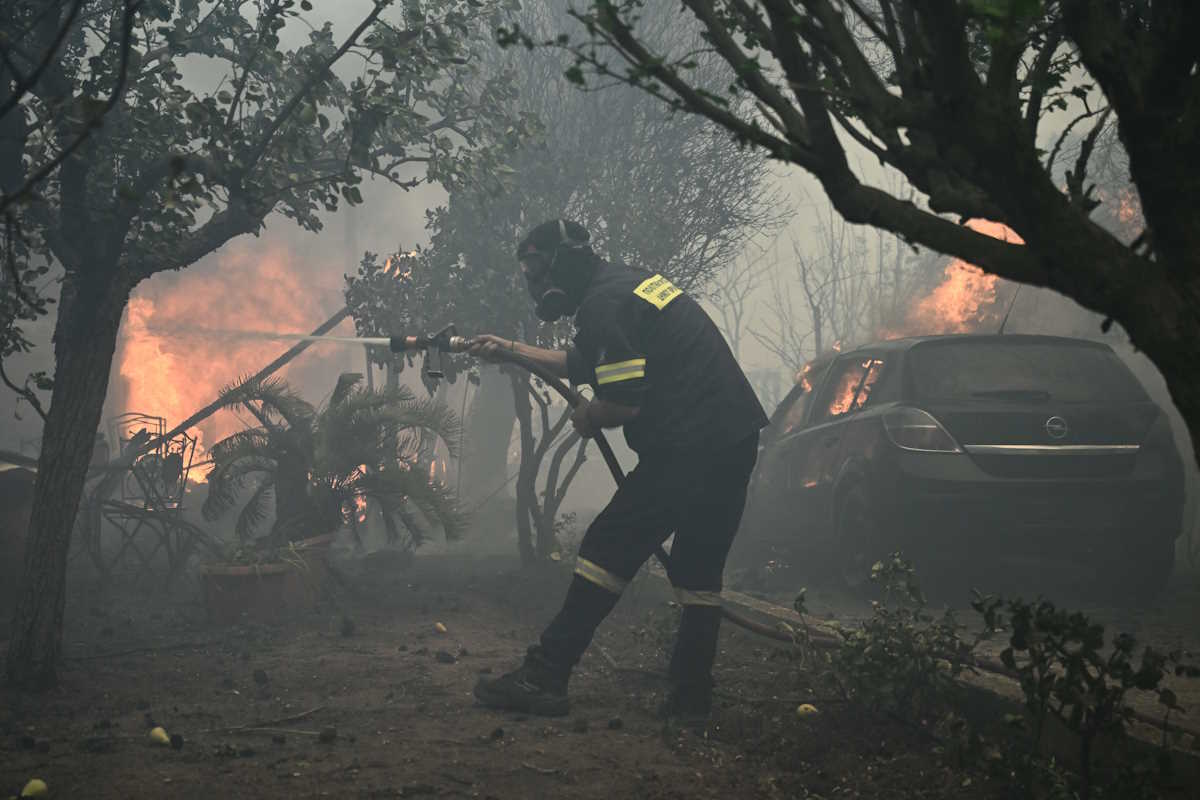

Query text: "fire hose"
[389, 332, 1200, 754]
[389, 328, 800, 645]
[215, 323, 1198, 740]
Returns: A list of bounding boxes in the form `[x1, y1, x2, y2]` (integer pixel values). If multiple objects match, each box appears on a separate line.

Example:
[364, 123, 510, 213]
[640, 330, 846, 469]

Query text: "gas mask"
[526, 264, 575, 322]
[519, 220, 595, 322]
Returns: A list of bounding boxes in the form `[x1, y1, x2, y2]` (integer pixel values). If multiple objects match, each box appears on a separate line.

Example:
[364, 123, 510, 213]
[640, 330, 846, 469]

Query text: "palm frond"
[324, 397, 462, 463]
[216, 375, 315, 430]
[202, 455, 276, 521]
[235, 477, 275, 541]
[373, 397, 463, 457]
[370, 490, 429, 548]
[208, 429, 272, 466]
[319, 384, 417, 425]
[328, 372, 364, 408]
[392, 501, 432, 548]
[312, 388, 462, 481]
[357, 467, 470, 542]
[271, 511, 313, 542]
[377, 501, 421, 549]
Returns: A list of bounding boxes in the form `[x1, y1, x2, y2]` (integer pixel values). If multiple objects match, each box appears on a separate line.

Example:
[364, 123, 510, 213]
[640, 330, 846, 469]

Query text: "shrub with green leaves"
[826, 554, 976, 717]
[972, 594, 1198, 799]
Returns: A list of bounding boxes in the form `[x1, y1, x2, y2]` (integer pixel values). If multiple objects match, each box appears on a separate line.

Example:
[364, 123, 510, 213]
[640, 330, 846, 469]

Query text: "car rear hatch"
[907, 337, 1157, 479]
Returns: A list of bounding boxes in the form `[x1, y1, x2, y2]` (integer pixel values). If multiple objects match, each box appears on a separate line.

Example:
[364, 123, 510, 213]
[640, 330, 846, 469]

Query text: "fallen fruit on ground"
[20, 779, 48, 797]
[148, 727, 170, 745]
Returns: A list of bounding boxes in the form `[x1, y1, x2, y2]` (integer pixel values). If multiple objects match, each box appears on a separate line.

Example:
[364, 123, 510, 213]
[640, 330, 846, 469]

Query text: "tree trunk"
[532, 496, 557, 560]
[6, 269, 130, 689]
[514, 467, 537, 566]
[509, 372, 537, 566]
[459, 365, 515, 501]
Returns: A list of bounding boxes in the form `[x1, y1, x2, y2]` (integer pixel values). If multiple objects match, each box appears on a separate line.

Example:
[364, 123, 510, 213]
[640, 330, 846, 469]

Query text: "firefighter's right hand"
[466, 334, 515, 363]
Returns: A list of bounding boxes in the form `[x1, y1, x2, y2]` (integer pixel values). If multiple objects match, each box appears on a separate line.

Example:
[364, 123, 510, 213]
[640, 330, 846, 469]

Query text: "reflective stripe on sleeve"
[574, 558, 629, 595]
[673, 587, 723, 607]
[595, 358, 646, 385]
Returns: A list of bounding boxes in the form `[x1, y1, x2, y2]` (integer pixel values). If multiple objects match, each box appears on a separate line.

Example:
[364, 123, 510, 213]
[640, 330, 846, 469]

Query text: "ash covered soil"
[1, 553, 1185, 800]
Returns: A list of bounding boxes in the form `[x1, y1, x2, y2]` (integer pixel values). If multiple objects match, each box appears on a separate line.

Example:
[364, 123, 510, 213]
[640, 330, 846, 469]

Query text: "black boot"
[473, 645, 571, 716]
[663, 605, 723, 720]
[475, 576, 621, 717]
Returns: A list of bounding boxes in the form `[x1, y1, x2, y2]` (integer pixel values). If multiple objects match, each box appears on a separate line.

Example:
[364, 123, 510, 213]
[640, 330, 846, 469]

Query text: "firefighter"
[467, 219, 768, 718]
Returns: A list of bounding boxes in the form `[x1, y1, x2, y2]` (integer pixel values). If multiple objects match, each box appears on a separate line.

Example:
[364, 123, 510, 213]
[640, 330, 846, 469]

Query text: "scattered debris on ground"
[2, 555, 1197, 799]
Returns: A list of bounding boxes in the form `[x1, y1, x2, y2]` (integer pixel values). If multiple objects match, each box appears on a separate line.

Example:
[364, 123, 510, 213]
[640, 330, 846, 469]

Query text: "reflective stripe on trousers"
[574, 557, 629, 595]
[673, 587, 723, 607]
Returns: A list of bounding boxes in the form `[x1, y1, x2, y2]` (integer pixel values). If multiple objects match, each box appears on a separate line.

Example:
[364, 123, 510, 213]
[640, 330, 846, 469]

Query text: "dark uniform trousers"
[539, 431, 759, 689]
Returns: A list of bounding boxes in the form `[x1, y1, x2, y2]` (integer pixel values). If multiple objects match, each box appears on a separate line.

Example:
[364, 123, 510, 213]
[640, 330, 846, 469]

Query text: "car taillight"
[883, 407, 962, 453]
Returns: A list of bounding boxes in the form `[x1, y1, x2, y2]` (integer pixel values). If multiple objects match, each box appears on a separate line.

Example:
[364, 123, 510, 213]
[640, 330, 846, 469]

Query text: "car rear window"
[909, 340, 1148, 403]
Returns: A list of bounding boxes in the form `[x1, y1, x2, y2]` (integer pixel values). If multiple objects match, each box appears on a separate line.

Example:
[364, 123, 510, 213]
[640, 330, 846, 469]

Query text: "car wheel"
[834, 484, 884, 591]
[1097, 536, 1175, 605]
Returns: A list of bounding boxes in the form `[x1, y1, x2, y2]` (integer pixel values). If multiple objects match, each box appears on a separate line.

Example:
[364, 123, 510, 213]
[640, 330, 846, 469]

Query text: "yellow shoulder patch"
[633, 273, 682, 310]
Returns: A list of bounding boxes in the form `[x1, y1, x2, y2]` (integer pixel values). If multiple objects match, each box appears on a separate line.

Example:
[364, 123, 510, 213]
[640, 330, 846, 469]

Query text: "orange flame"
[794, 361, 815, 391]
[882, 219, 1022, 339]
[1116, 187, 1142, 229]
[827, 361, 865, 416]
[113, 244, 355, 477]
[827, 357, 884, 416]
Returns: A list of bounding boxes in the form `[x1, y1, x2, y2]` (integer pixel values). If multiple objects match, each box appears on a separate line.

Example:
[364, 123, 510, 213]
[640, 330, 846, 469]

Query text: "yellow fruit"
[149, 726, 170, 745]
[434, 622, 448, 634]
[20, 779, 48, 797]
[795, 703, 819, 718]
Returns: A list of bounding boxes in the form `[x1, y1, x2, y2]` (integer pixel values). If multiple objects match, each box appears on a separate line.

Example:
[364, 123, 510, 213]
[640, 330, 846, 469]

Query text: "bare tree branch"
[0, 358, 46, 422]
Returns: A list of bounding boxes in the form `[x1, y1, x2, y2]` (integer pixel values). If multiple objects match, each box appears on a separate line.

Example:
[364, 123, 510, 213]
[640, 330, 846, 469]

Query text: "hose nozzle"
[388, 325, 468, 378]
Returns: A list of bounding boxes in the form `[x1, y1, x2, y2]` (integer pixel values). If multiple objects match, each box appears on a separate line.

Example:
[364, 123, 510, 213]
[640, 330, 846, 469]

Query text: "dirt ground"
[0, 554, 1037, 800]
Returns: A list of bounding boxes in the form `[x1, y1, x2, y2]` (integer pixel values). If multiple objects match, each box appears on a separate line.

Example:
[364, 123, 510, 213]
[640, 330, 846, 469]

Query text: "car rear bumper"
[877, 450, 1183, 559]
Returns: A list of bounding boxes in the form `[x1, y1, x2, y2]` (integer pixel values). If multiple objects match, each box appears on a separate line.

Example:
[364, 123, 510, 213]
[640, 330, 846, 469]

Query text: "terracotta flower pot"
[199, 533, 337, 624]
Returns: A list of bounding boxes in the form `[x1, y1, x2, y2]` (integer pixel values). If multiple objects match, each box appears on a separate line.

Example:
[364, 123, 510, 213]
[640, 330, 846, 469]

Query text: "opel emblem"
[1044, 416, 1068, 440]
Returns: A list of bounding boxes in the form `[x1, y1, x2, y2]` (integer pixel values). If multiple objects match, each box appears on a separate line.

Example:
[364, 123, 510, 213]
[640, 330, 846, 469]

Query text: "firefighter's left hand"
[571, 400, 597, 439]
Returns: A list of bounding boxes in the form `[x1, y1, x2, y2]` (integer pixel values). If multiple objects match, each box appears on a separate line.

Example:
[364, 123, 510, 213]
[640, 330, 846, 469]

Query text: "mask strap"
[548, 219, 569, 274]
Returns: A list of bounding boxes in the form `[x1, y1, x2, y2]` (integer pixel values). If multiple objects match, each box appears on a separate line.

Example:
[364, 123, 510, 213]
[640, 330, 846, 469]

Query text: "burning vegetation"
[881, 219, 1020, 341]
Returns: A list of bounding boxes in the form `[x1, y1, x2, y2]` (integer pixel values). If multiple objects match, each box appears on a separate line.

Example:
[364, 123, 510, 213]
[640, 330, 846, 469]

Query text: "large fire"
[113, 243, 356, 475]
[883, 219, 1022, 338]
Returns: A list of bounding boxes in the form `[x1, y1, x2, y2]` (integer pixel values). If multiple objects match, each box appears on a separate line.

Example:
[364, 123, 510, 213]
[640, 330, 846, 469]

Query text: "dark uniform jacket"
[566, 260, 768, 455]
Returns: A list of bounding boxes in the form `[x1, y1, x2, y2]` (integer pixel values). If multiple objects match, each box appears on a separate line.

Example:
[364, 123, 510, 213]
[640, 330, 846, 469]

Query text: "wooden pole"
[109, 306, 352, 471]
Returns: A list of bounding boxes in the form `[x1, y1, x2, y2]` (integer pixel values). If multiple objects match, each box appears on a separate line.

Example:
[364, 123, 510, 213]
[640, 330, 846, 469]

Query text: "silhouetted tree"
[528, 0, 1200, 459]
[348, 0, 784, 564]
[3, 0, 520, 689]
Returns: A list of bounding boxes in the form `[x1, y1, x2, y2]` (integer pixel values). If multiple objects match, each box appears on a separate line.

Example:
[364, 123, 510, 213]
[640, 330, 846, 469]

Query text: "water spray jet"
[153, 319, 797, 644]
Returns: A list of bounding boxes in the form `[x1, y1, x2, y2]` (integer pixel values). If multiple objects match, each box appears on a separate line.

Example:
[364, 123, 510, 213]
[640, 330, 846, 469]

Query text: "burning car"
[734, 334, 1185, 601]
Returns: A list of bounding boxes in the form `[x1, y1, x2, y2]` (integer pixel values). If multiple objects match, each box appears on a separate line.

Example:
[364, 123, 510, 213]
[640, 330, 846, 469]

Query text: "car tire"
[833, 483, 884, 592]
[1097, 537, 1175, 605]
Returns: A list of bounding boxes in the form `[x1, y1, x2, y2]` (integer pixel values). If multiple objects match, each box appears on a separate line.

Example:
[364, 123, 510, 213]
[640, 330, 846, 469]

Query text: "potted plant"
[199, 373, 465, 623]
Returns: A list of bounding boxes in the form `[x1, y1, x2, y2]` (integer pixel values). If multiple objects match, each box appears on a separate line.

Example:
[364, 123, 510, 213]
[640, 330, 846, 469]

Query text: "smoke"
[104, 198, 435, 463]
